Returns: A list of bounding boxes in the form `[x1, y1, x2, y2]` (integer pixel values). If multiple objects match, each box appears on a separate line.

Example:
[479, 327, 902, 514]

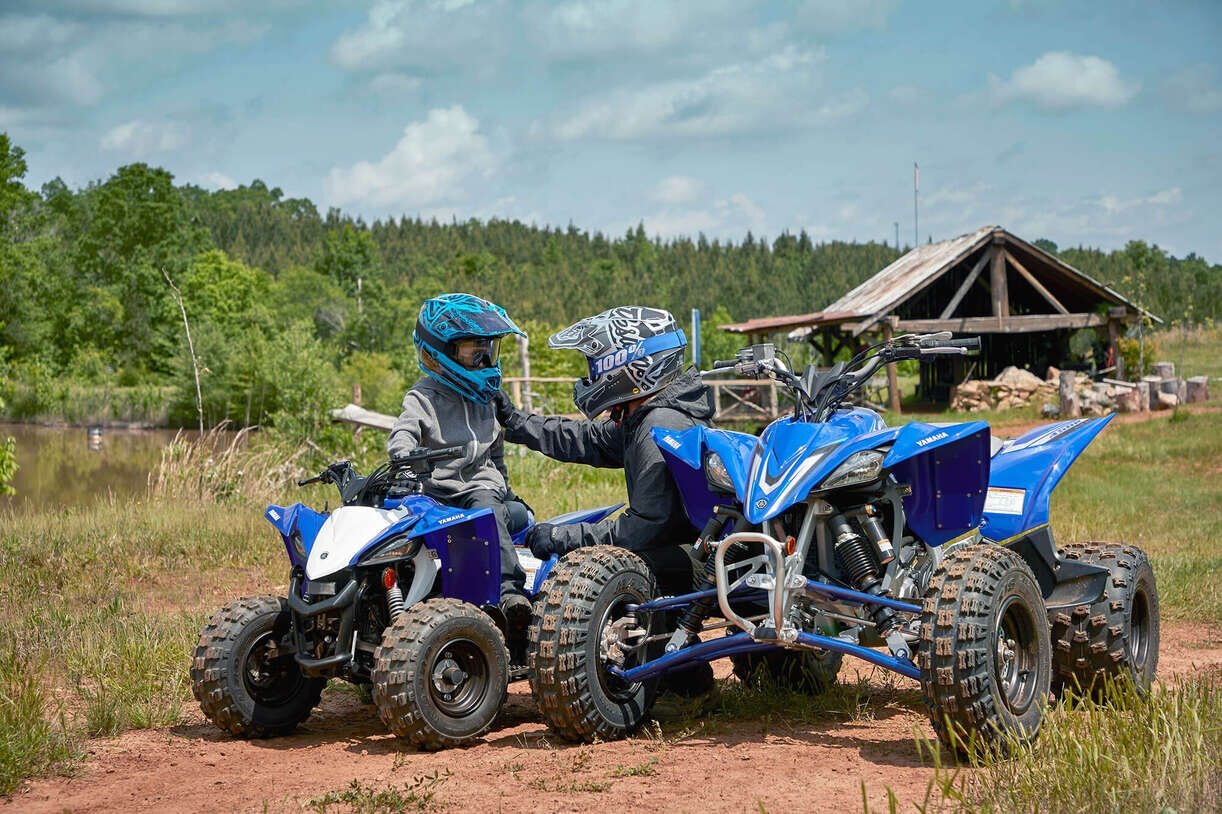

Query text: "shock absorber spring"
[676, 512, 735, 637]
[382, 567, 405, 621]
[829, 514, 880, 588]
[829, 513, 897, 632]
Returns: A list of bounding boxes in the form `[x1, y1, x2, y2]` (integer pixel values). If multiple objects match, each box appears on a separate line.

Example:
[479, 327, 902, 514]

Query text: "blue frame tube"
[803, 579, 922, 614]
[627, 586, 766, 613]
[608, 630, 922, 683]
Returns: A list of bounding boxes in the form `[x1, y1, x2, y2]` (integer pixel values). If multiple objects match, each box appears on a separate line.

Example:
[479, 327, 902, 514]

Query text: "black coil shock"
[829, 514, 880, 588]
[676, 510, 739, 637]
[828, 513, 896, 631]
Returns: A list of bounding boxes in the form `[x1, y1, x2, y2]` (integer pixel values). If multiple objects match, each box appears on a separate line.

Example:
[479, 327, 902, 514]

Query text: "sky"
[2, 0, 1220, 261]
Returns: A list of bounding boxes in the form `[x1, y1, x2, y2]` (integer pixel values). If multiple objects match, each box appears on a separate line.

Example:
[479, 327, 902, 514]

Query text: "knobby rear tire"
[1048, 542, 1159, 698]
[731, 648, 842, 695]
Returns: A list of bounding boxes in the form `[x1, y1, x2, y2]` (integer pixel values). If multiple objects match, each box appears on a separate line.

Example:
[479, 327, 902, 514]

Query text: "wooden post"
[516, 335, 534, 413]
[352, 383, 363, 441]
[990, 238, 1009, 322]
[768, 381, 779, 419]
[882, 319, 901, 414]
[509, 379, 522, 408]
[1058, 370, 1080, 418]
[1152, 361, 1174, 380]
[1107, 317, 1124, 380]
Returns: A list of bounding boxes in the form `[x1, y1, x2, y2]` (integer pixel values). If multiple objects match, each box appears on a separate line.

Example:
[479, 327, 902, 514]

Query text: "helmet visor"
[451, 337, 502, 370]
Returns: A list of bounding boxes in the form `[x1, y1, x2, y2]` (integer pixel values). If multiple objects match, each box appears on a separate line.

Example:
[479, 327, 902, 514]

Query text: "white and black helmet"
[549, 306, 687, 419]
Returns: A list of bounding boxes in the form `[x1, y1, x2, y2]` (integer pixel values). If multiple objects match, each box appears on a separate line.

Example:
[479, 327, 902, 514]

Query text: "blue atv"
[528, 335, 1158, 753]
[191, 446, 619, 750]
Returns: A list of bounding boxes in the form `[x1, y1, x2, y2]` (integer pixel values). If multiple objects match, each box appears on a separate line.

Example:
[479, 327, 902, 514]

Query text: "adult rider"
[492, 305, 714, 597]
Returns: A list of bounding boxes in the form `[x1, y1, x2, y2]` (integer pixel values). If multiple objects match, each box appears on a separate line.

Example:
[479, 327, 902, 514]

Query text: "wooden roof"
[720, 225, 1160, 338]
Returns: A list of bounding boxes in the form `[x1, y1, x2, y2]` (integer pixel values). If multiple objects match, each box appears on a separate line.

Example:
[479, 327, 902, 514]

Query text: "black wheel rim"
[428, 638, 489, 718]
[241, 631, 305, 706]
[1129, 585, 1151, 671]
[993, 595, 1040, 714]
[595, 593, 645, 702]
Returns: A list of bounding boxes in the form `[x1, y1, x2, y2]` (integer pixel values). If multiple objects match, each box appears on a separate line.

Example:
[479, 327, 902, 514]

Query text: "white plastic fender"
[306, 505, 405, 580]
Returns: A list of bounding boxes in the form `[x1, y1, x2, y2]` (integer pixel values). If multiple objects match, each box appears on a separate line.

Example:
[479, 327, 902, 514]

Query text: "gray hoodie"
[386, 376, 509, 500]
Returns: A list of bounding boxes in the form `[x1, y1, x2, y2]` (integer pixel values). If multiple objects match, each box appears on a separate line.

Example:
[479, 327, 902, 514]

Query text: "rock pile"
[949, 361, 1210, 414]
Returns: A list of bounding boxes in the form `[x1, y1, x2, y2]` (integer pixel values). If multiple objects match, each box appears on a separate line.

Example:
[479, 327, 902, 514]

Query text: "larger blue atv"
[190, 446, 619, 750]
[528, 334, 1159, 753]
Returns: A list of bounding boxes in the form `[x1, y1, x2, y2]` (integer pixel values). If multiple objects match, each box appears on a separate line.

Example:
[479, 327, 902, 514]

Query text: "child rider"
[386, 293, 532, 629]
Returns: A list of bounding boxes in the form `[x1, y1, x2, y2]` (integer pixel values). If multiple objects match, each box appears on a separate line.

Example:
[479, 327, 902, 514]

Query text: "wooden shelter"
[721, 226, 1158, 409]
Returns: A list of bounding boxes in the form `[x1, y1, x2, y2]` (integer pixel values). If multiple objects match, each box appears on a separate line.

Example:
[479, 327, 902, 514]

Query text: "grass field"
[1, 409, 1219, 805]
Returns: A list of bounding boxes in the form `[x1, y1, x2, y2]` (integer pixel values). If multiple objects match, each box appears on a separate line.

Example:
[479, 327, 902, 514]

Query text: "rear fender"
[1003, 526, 1108, 609]
[982, 415, 1114, 542]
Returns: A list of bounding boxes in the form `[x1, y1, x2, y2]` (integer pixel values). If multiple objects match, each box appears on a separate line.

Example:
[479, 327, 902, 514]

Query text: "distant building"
[721, 225, 1158, 407]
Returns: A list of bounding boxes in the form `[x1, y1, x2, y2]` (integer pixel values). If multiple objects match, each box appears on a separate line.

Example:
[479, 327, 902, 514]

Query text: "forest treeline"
[1, 132, 1218, 432]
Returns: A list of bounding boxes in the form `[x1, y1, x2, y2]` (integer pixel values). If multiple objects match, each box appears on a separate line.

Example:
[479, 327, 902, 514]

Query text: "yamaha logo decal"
[755, 499, 767, 509]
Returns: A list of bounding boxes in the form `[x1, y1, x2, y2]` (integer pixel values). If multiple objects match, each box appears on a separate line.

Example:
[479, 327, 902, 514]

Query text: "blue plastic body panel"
[743, 410, 896, 523]
[265, 492, 623, 605]
[982, 415, 1114, 542]
[885, 421, 992, 546]
[653, 425, 755, 528]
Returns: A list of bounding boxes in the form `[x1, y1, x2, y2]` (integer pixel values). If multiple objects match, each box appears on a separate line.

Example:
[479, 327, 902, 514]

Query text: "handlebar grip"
[297, 476, 320, 487]
[946, 337, 981, 350]
[430, 444, 465, 460]
[712, 359, 736, 369]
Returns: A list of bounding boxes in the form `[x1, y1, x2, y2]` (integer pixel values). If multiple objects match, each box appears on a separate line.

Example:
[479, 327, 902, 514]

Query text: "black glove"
[492, 389, 515, 425]
[526, 523, 560, 559]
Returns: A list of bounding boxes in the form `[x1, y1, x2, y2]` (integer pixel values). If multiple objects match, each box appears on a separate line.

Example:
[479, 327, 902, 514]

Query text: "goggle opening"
[451, 337, 502, 370]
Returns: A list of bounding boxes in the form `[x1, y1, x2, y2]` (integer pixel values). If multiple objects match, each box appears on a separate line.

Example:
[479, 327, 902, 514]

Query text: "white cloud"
[794, 0, 898, 34]
[549, 46, 832, 141]
[194, 171, 237, 189]
[99, 119, 189, 153]
[642, 193, 767, 239]
[989, 52, 1139, 110]
[369, 72, 422, 96]
[1100, 187, 1182, 215]
[0, 9, 269, 122]
[325, 105, 497, 209]
[330, 0, 508, 73]
[651, 175, 703, 205]
[1164, 65, 1222, 114]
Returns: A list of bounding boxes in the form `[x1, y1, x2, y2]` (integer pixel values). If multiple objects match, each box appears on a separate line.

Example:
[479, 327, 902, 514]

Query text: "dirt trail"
[6, 622, 1220, 814]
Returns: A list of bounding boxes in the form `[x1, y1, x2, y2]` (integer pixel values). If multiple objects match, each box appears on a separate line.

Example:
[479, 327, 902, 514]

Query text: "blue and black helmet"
[413, 293, 525, 403]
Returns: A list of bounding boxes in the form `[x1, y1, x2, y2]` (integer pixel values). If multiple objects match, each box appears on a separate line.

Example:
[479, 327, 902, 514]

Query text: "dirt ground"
[5, 622, 1220, 814]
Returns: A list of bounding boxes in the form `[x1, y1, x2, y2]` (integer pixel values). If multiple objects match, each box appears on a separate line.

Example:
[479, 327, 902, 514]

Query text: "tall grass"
[908, 676, 1222, 813]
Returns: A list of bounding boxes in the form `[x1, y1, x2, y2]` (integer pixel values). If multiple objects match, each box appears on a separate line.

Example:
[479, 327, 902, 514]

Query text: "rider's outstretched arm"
[494, 391, 624, 468]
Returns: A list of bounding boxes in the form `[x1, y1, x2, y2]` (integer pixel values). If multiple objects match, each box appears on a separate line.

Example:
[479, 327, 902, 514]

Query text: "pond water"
[0, 424, 193, 512]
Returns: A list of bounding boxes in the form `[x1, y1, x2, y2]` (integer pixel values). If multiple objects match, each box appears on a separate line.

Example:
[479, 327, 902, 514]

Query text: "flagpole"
[913, 162, 919, 246]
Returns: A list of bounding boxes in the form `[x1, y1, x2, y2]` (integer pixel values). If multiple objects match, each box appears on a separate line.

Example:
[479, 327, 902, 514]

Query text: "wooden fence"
[331, 376, 794, 429]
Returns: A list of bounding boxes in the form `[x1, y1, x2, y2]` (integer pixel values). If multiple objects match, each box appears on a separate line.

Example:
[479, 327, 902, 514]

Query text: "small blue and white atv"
[191, 446, 619, 750]
[529, 334, 1159, 753]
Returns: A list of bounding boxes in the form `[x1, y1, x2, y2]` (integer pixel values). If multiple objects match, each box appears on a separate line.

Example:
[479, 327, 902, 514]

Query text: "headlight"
[821, 450, 885, 490]
[704, 452, 735, 493]
[362, 536, 421, 565]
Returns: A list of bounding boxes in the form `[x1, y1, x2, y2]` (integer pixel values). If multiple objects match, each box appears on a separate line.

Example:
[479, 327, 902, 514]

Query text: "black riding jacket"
[501, 369, 715, 553]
